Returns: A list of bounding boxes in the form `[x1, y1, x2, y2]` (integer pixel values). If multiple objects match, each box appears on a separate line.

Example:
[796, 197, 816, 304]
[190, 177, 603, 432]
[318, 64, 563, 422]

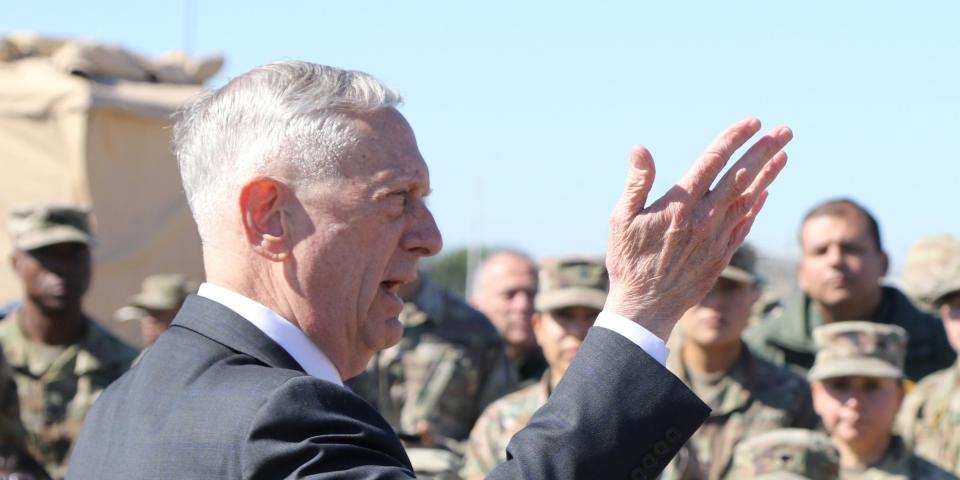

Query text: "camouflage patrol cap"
[808, 321, 907, 382]
[731, 428, 839, 479]
[928, 238, 960, 305]
[901, 234, 960, 310]
[130, 274, 199, 310]
[720, 243, 758, 284]
[535, 256, 608, 312]
[7, 205, 94, 251]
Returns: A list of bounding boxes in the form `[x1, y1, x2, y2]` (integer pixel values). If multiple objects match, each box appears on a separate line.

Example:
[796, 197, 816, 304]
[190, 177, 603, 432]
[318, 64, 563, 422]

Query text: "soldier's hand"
[603, 118, 792, 340]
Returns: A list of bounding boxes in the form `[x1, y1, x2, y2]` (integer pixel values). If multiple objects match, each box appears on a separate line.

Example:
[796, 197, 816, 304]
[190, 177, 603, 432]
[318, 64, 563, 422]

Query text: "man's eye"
[827, 379, 850, 392]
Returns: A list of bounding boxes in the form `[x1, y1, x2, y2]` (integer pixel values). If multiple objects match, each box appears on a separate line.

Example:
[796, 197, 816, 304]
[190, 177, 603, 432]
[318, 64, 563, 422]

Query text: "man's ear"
[880, 250, 889, 277]
[239, 178, 290, 262]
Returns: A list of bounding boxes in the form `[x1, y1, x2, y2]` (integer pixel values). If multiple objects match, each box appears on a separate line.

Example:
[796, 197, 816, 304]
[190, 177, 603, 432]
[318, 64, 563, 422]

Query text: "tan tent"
[0, 38, 220, 346]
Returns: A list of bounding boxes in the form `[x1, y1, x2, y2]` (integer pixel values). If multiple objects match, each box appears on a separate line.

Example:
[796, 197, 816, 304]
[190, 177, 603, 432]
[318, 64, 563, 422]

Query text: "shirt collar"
[197, 282, 343, 386]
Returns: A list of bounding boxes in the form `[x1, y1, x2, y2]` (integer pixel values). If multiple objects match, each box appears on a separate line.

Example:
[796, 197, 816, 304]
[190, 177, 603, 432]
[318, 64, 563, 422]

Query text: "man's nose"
[403, 207, 443, 257]
[825, 245, 844, 266]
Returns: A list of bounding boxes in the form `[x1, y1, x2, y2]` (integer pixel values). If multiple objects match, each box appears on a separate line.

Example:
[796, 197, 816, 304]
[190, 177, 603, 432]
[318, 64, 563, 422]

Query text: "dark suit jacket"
[68, 295, 708, 479]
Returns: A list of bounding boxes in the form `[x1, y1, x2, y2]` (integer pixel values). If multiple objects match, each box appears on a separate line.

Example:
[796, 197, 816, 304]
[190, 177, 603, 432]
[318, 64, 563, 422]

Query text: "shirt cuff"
[593, 311, 669, 367]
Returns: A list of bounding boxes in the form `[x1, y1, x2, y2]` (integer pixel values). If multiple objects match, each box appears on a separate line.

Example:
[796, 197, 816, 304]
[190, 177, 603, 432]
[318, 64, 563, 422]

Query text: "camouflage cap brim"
[719, 265, 756, 284]
[535, 288, 607, 312]
[130, 292, 182, 310]
[754, 473, 812, 480]
[933, 278, 960, 306]
[808, 358, 904, 382]
[15, 225, 92, 251]
[113, 305, 148, 323]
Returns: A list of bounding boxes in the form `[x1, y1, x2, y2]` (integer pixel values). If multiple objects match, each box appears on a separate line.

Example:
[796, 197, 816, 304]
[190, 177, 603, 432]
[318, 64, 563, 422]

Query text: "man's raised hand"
[603, 118, 792, 340]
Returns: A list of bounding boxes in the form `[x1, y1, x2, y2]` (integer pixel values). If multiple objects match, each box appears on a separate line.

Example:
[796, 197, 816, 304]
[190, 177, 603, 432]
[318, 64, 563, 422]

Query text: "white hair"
[172, 61, 402, 241]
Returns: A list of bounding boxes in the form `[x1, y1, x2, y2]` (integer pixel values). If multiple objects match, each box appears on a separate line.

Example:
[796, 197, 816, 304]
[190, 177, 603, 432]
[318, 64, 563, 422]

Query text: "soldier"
[744, 198, 955, 381]
[346, 273, 515, 477]
[470, 250, 547, 384]
[809, 321, 956, 479]
[662, 243, 818, 479]
[2, 205, 137, 479]
[114, 273, 198, 348]
[897, 237, 960, 476]
[461, 256, 610, 480]
[729, 428, 840, 479]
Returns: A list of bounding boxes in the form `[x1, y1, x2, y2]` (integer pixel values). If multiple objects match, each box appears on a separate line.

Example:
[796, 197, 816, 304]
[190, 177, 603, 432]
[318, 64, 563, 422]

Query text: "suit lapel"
[171, 295, 305, 373]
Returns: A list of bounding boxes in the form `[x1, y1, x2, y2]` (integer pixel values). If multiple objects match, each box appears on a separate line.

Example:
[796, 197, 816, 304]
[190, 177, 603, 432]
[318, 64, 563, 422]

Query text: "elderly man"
[3, 206, 136, 479]
[469, 250, 546, 383]
[69, 61, 791, 479]
[461, 255, 608, 479]
[744, 199, 955, 381]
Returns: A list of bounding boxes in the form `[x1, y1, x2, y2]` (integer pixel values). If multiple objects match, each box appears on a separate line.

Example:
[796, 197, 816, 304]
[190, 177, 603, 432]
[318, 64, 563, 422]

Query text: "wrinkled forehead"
[338, 108, 429, 182]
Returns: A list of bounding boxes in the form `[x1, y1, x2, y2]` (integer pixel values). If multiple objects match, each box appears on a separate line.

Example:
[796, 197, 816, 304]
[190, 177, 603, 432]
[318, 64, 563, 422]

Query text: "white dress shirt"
[197, 283, 344, 386]
[197, 283, 669, 383]
[594, 312, 669, 367]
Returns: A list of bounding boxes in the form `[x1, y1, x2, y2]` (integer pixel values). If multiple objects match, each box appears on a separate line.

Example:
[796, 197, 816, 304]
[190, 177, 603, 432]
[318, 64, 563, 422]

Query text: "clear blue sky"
[4, 1, 958, 272]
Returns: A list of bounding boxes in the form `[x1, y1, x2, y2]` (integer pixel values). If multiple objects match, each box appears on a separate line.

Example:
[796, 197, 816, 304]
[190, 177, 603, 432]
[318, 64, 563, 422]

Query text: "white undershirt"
[197, 283, 344, 386]
[196, 283, 669, 385]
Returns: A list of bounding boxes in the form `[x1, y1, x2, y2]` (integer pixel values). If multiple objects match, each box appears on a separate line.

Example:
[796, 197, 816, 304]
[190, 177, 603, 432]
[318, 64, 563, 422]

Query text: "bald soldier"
[2, 206, 136, 479]
[808, 322, 955, 479]
[461, 256, 609, 479]
[470, 250, 547, 384]
[898, 235, 960, 476]
[663, 243, 818, 479]
[744, 198, 955, 381]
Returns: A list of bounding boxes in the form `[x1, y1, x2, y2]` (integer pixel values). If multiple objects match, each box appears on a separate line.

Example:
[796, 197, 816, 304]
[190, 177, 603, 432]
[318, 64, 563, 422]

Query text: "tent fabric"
[1, 32, 224, 85]
[0, 48, 209, 347]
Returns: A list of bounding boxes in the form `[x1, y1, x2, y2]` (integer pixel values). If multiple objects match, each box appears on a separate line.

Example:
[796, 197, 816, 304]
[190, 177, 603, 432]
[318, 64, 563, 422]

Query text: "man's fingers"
[677, 117, 761, 198]
[728, 190, 769, 250]
[711, 126, 792, 207]
[618, 145, 657, 215]
[739, 150, 788, 209]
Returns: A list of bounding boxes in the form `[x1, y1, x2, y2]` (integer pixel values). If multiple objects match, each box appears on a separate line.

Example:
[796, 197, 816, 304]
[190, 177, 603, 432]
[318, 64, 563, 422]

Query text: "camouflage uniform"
[729, 428, 839, 479]
[664, 345, 819, 479]
[897, 258, 960, 477]
[743, 287, 956, 382]
[809, 322, 957, 480]
[839, 436, 956, 479]
[461, 256, 614, 479]
[0, 346, 26, 448]
[897, 361, 960, 477]
[460, 371, 550, 479]
[0, 311, 136, 479]
[346, 275, 515, 474]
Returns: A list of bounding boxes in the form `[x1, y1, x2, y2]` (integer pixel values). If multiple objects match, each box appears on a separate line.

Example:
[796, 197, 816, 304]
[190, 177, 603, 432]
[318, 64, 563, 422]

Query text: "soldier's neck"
[682, 339, 742, 374]
[836, 435, 891, 469]
[19, 301, 87, 346]
[815, 290, 882, 323]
